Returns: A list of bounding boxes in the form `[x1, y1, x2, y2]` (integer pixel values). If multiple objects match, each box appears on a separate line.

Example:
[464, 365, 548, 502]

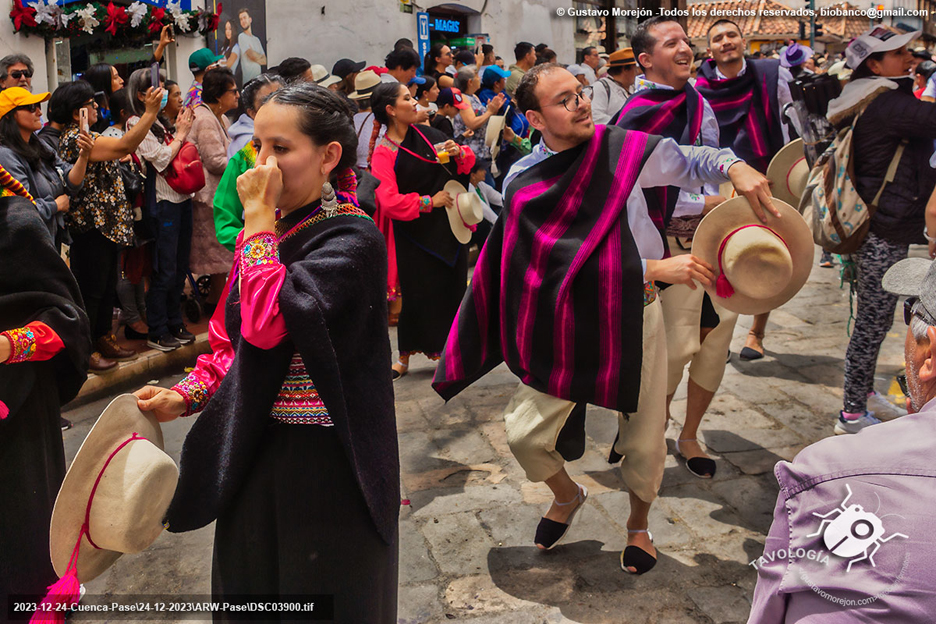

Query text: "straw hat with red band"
[0, 87, 50, 119]
[34, 395, 177, 621]
[443, 180, 484, 244]
[691, 197, 813, 315]
[766, 139, 809, 208]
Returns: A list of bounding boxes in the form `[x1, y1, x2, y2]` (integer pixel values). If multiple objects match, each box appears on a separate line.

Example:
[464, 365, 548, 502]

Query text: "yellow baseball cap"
[0, 87, 50, 119]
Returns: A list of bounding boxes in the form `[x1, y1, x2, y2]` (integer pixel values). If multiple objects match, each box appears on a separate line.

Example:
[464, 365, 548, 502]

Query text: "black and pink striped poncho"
[432, 125, 661, 414]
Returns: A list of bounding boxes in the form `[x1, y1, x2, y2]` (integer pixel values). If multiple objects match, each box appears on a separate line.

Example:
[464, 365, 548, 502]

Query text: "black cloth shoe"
[533, 485, 587, 550]
[147, 333, 182, 352]
[60, 417, 72, 431]
[621, 531, 657, 575]
[739, 346, 764, 361]
[171, 326, 196, 345]
[675, 438, 717, 478]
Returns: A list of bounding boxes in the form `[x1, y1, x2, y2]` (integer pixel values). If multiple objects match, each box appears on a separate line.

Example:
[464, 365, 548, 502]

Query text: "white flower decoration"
[60, 9, 73, 26]
[167, 0, 182, 16]
[77, 5, 99, 33]
[174, 13, 190, 32]
[30, 0, 62, 27]
[127, 1, 148, 28]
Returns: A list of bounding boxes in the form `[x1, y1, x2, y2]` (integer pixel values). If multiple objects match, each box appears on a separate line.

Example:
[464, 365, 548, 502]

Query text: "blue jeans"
[146, 199, 192, 339]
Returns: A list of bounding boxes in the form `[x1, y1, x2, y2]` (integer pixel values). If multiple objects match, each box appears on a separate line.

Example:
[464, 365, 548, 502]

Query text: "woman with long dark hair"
[425, 42, 455, 89]
[134, 82, 399, 621]
[219, 18, 240, 75]
[56, 79, 164, 369]
[82, 62, 124, 133]
[829, 27, 936, 434]
[368, 81, 476, 379]
[126, 67, 196, 352]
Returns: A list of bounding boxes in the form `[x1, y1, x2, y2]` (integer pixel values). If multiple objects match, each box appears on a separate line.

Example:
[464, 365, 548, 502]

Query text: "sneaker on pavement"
[170, 326, 196, 345]
[834, 411, 882, 435]
[866, 391, 907, 420]
[147, 333, 182, 352]
[60, 417, 72, 431]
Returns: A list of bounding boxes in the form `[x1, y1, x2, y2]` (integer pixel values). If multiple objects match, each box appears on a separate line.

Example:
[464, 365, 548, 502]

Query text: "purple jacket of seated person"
[748, 398, 936, 623]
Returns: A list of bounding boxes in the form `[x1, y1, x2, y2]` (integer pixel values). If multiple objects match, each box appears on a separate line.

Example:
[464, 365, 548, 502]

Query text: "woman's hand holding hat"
[727, 162, 779, 222]
[238, 155, 283, 238]
[134, 385, 186, 422]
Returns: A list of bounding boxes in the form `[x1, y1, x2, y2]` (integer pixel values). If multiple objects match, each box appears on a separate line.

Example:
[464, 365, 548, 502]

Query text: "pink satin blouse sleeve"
[170, 230, 288, 416]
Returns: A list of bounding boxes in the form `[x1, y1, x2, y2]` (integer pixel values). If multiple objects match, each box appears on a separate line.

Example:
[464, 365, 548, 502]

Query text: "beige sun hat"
[485, 114, 506, 160]
[444, 180, 484, 244]
[691, 197, 813, 315]
[348, 70, 381, 100]
[766, 139, 809, 208]
[49, 394, 178, 583]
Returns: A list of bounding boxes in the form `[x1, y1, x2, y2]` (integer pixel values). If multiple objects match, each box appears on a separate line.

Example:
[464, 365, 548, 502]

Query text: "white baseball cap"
[846, 25, 920, 69]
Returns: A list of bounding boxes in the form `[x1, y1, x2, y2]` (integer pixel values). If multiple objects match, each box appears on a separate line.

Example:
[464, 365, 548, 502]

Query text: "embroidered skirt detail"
[270, 352, 333, 426]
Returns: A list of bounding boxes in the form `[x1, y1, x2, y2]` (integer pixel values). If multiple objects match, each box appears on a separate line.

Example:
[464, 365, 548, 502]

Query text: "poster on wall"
[206, 0, 268, 89]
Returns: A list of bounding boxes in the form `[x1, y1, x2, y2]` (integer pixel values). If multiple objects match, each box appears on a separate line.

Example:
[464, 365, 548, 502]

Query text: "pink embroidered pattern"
[240, 231, 279, 275]
[171, 376, 210, 416]
[418, 195, 433, 213]
[270, 352, 333, 426]
[2, 326, 37, 363]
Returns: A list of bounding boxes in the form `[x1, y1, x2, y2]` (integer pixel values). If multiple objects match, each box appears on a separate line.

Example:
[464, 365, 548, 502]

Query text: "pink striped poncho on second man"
[432, 124, 662, 413]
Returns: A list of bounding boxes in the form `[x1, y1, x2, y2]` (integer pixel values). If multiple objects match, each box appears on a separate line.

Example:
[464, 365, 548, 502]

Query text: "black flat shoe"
[675, 438, 717, 478]
[621, 530, 656, 575]
[739, 346, 764, 361]
[534, 484, 588, 550]
[391, 360, 408, 381]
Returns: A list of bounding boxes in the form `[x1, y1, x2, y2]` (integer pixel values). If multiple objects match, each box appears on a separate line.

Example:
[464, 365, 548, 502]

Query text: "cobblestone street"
[63, 249, 914, 624]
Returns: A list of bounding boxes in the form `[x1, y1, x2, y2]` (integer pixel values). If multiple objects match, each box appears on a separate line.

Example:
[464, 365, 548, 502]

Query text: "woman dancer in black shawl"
[0, 173, 91, 614]
[134, 84, 399, 622]
[368, 82, 477, 380]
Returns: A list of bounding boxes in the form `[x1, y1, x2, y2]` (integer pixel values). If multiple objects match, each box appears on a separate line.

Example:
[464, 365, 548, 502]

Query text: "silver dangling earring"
[322, 181, 338, 217]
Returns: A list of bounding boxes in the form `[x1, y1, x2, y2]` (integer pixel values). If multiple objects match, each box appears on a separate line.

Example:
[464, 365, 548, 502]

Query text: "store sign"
[417, 12, 430, 69]
[429, 15, 463, 35]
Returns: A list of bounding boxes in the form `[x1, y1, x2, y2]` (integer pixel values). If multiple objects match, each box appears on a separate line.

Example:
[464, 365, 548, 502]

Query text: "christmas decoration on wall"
[10, 0, 221, 41]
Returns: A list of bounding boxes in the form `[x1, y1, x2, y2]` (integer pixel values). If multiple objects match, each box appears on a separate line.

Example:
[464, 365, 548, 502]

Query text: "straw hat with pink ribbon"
[691, 197, 813, 315]
[31, 394, 177, 623]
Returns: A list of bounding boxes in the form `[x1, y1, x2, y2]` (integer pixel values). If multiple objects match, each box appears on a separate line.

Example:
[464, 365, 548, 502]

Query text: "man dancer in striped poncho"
[695, 19, 796, 364]
[432, 63, 777, 574]
[616, 17, 747, 480]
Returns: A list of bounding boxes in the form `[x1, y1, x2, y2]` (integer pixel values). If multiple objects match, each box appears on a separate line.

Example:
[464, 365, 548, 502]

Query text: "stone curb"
[64, 333, 212, 410]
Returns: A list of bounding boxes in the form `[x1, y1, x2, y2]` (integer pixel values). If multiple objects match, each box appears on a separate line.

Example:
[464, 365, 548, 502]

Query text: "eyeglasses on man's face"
[10, 69, 32, 80]
[550, 85, 593, 113]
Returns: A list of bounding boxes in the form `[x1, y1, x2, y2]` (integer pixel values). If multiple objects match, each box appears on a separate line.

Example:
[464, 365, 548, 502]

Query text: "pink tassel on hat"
[715, 272, 735, 299]
[30, 566, 80, 623]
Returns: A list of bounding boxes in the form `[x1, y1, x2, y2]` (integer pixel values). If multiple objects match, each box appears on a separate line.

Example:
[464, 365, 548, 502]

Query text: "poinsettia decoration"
[10, 0, 37, 30]
[10, 1, 223, 40]
[103, 2, 127, 36]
